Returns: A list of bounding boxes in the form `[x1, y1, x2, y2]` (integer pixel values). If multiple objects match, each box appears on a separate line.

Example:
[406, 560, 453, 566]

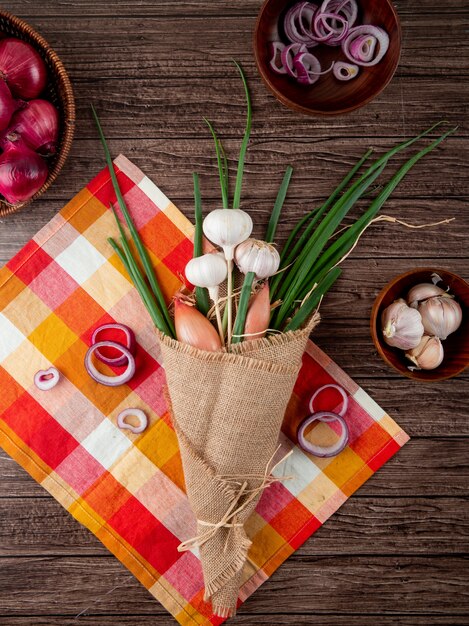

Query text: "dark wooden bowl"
[370, 268, 469, 382]
[253, 0, 401, 116]
[0, 10, 75, 217]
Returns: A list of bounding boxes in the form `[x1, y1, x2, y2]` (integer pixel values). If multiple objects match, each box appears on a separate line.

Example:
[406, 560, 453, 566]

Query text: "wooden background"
[0, 1, 468, 624]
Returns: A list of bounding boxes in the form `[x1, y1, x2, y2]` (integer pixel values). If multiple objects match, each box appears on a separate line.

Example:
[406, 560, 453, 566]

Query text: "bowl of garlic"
[370, 268, 469, 381]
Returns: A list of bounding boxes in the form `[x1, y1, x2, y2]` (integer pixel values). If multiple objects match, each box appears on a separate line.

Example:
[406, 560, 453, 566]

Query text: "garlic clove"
[407, 282, 451, 309]
[418, 295, 462, 340]
[405, 335, 444, 370]
[234, 238, 280, 279]
[202, 209, 253, 260]
[381, 298, 424, 350]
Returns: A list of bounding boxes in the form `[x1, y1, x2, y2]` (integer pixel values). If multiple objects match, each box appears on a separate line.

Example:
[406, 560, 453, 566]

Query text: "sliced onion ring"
[281, 43, 306, 77]
[117, 408, 148, 434]
[91, 323, 136, 367]
[321, 0, 358, 27]
[269, 41, 287, 75]
[297, 411, 349, 457]
[342, 25, 389, 66]
[312, 11, 349, 45]
[333, 61, 359, 80]
[284, 2, 319, 46]
[34, 367, 60, 391]
[85, 341, 135, 386]
[309, 383, 349, 416]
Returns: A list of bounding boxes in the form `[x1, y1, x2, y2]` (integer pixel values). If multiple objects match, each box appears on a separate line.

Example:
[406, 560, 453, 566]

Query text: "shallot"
[174, 296, 222, 352]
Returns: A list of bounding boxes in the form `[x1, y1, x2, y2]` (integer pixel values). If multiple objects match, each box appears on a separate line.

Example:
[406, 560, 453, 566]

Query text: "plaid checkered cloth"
[0, 156, 409, 625]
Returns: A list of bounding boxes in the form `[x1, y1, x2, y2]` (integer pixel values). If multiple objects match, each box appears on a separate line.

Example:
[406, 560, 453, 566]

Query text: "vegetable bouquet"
[93, 65, 453, 617]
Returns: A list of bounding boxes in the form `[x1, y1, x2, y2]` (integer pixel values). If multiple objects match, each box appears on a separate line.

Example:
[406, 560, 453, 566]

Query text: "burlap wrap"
[158, 314, 318, 617]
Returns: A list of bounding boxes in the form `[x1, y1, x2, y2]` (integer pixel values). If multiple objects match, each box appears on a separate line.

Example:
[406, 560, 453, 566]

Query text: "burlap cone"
[158, 314, 319, 617]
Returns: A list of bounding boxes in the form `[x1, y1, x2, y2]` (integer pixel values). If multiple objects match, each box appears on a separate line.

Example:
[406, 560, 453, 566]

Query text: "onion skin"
[174, 298, 222, 351]
[0, 38, 47, 99]
[244, 282, 271, 340]
[0, 140, 48, 204]
[3, 99, 59, 156]
[0, 80, 18, 132]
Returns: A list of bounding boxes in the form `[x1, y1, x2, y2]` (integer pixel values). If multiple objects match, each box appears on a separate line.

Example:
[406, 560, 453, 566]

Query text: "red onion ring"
[284, 2, 319, 46]
[34, 367, 60, 391]
[342, 25, 389, 66]
[333, 61, 359, 80]
[269, 41, 287, 75]
[321, 0, 358, 27]
[309, 383, 349, 416]
[312, 11, 349, 44]
[117, 408, 148, 434]
[297, 411, 349, 457]
[293, 52, 334, 85]
[281, 43, 307, 77]
[91, 323, 136, 367]
[85, 341, 135, 386]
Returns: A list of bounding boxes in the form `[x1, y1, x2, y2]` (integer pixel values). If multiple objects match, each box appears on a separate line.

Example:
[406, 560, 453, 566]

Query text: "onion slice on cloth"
[85, 341, 135, 386]
[34, 367, 60, 391]
[308, 383, 349, 416]
[90, 323, 136, 366]
[342, 25, 389, 66]
[297, 411, 349, 457]
[117, 408, 148, 434]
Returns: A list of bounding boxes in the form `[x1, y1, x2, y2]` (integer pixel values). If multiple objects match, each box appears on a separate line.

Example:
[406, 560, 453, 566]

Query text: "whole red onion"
[0, 80, 18, 131]
[3, 99, 59, 156]
[0, 140, 48, 204]
[0, 38, 47, 99]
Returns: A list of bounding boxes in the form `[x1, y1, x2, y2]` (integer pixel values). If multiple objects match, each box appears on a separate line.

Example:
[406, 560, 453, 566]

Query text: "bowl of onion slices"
[0, 10, 75, 216]
[253, 0, 401, 115]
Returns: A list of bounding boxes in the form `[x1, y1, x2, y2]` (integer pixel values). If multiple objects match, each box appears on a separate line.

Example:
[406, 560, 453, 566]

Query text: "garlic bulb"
[418, 296, 462, 340]
[405, 335, 444, 370]
[185, 253, 227, 301]
[381, 298, 424, 350]
[407, 283, 451, 309]
[203, 209, 253, 260]
[234, 238, 280, 279]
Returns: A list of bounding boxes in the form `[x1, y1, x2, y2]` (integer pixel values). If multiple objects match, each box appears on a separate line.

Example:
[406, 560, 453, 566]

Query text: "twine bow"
[178, 447, 293, 553]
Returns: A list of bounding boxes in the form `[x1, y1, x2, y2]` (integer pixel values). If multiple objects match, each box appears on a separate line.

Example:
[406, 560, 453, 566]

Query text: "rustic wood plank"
[0, 555, 467, 616]
[1, 438, 467, 499]
[2, 616, 469, 626]
[0, 496, 467, 557]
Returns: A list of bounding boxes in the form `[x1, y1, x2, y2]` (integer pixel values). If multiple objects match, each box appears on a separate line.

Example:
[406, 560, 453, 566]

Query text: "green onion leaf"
[232, 61, 252, 210]
[192, 173, 210, 315]
[231, 271, 256, 343]
[265, 165, 293, 243]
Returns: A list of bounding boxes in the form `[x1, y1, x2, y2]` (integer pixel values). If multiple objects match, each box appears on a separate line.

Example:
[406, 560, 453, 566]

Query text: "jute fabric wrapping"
[158, 315, 319, 617]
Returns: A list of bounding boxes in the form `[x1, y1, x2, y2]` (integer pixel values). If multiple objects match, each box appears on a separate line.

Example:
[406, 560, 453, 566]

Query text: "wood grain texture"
[0, 0, 467, 624]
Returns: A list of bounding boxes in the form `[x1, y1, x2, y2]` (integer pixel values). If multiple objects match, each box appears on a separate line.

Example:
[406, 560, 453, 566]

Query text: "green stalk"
[270, 149, 372, 300]
[231, 271, 255, 343]
[272, 161, 386, 327]
[108, 237, 171, 335]
[204, 118, 229, 209]
[309, 127, 457, 283]
[284, 267, 341, 332]
[232, 60, 252, 210]
[265, 165, 293, 243]
[192, 173, 210, 315]
[92, 105, 175, 337]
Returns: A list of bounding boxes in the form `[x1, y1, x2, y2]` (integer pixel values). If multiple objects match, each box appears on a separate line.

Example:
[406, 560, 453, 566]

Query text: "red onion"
[0, 140, 48, 204]
[281, 43, 307, 78]
[342, 25, 389, 66]
[90, 323, 136, 367]
[333, 61, 359, 80]
[321, 0, 358, 27]
[117, 408, 148, 434]
[284, 2, 318, 46]
[0, 38, 47, 99]
[269, 42, 287, 75]
[297, 411, 349, 457]
[84, 341, 136, 386]
[2, 99, 59, 156]
[0, 80, 18, 131]
[308, 383, 349, 416]
[34, 367, 60, 391]
[293, 52, 333, 85]
[312, 11, 349, 44]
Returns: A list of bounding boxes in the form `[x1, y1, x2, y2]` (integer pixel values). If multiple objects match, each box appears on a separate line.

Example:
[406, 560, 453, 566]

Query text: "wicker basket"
[0, 10, 75, 217]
